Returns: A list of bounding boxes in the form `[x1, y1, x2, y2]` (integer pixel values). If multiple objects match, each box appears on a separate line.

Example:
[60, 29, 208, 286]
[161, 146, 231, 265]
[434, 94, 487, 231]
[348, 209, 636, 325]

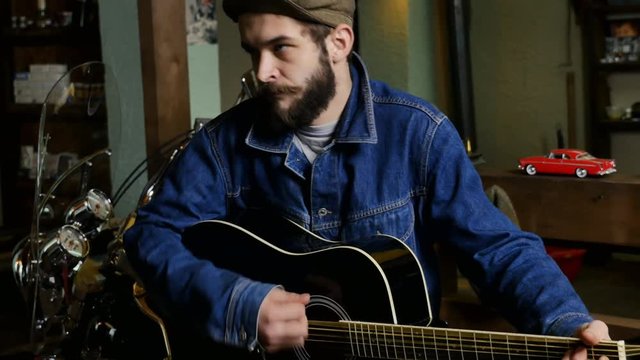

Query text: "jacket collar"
[245, 52, 377, 153]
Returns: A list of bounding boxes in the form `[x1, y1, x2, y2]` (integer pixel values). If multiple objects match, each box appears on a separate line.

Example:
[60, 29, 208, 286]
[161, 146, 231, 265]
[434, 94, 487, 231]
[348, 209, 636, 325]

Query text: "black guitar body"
[175, 216, 432, 359]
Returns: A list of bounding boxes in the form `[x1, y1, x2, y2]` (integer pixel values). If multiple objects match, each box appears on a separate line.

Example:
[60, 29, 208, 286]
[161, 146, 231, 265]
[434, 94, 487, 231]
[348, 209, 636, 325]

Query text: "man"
[123, 0, 610, 358]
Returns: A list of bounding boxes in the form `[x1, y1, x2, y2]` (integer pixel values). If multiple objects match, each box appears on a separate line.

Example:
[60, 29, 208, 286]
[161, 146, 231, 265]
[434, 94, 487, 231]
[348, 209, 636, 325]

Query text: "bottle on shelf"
[35, 0, 52, 28]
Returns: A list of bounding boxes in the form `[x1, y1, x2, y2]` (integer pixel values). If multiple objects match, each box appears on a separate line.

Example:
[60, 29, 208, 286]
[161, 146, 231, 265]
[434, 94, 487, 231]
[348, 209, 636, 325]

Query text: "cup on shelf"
[606, 105, 625, 121]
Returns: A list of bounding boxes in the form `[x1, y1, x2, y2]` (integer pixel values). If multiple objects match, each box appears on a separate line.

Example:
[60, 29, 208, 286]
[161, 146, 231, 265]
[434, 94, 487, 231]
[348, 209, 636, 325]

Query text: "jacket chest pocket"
[341, 200, 415, 245]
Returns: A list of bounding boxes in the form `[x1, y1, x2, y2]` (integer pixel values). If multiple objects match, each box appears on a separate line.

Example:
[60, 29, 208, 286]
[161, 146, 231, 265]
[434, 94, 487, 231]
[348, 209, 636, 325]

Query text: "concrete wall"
[217, 0, 252, 112]
[470, 0, 586, 169]
[188, 43, 222, 122]
[358, 0, 437, 103]
[99, 0, 147, 216]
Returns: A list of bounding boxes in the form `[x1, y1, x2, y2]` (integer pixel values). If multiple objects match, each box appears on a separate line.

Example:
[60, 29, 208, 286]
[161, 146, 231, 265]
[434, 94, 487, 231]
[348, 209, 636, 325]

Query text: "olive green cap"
[223, 0, 355, 28]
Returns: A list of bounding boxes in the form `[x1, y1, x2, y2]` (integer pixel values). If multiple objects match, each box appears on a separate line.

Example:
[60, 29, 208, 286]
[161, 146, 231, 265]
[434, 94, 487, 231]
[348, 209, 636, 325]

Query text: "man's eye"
[274, 44, 289, 52]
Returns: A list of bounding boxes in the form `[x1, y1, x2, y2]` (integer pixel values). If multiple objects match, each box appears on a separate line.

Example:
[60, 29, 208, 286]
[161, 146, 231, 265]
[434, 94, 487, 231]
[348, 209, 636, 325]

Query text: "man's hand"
[258, 288, 310, 353]
[564, 320, 611, 360]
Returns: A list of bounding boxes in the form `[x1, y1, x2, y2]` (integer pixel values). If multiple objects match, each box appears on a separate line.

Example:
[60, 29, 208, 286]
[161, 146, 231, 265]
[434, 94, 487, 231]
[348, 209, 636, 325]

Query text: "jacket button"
[239, 327, 247, 342]
[317, 208, 329, 216]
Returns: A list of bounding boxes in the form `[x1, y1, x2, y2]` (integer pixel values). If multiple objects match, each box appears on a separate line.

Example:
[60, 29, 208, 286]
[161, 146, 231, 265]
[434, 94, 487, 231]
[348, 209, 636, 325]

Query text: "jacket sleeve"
[123, 126, 276, 350]
[424, 119, 592, 336]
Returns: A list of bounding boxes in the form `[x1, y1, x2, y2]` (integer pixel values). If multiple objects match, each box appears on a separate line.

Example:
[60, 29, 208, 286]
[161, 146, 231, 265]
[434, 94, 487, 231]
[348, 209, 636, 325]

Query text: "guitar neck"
[308, 320, 640, 360]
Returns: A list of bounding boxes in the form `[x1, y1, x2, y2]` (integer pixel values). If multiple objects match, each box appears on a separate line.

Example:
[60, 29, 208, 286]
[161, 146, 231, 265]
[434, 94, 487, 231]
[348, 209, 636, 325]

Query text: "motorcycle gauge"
[58, 224, 90, 259]
[65, 189, 113, 233]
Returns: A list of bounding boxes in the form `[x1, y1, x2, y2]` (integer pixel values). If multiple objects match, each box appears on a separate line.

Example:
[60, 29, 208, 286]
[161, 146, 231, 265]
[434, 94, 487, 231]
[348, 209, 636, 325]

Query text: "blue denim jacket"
[123, 54, 592, 351]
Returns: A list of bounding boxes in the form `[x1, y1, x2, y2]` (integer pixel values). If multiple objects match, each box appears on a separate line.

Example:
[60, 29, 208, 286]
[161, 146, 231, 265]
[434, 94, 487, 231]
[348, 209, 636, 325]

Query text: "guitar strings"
[305, 321, 640, 359]
[305, 332, 640, 360]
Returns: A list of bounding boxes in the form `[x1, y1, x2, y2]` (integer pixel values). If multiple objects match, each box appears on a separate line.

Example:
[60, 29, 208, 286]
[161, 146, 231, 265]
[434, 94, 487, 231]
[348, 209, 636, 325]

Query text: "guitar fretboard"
[307, 320, 640, 360]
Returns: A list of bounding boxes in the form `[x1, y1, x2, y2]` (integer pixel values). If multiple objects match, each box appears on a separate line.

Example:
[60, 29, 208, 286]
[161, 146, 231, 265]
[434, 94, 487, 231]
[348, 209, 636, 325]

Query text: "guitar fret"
[489, 333, 495, 360]
[460, 330, 466, 360]
[402, 326, 408, 359]
[474, 332, 479, 360]
[348, 322, 357, 355]
[393, 324, 398, 359]
[409, 328, 418, 358]
[544, 337, 549, 360]
[446, 329, 453, 360]
[367, 324, 373, 357]
[356, 322, 362, 357]
[362, 322, 368, 358]
[421, 327, 428, 360]
[383, 324, 390, 359]
[433, 328, 440, 360]
[375, 323, 381, 359]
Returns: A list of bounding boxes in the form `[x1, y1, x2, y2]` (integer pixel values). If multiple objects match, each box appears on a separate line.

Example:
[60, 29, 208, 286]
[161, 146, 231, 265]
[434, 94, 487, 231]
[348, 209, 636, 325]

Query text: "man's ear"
[327, 24, 354, 63]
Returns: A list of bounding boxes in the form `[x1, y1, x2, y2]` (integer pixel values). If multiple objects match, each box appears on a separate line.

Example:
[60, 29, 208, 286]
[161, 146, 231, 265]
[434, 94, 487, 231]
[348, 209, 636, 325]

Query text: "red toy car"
[518, 149, 616, 178]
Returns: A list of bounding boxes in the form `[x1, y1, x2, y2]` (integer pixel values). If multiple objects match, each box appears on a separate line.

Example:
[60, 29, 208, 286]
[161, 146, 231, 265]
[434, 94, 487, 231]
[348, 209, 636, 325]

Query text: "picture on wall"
[186, 0, 218, 45]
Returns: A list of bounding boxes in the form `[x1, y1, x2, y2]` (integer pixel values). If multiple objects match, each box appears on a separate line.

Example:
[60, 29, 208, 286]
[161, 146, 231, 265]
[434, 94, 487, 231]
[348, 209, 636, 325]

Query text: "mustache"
[258, 84, 301, 96]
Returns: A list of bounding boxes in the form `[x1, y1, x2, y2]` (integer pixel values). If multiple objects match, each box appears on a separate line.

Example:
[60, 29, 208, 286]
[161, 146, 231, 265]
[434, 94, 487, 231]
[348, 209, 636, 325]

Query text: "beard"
[257, 50, 337, 130]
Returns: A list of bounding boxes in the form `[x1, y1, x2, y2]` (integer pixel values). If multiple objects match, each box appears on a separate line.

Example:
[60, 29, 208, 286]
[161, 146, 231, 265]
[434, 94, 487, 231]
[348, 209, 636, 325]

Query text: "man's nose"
[255, 53, 278, 83]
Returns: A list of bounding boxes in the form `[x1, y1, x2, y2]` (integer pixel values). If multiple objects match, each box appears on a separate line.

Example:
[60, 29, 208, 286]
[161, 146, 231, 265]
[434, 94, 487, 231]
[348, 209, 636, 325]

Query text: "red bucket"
[545, 246, 587, 282]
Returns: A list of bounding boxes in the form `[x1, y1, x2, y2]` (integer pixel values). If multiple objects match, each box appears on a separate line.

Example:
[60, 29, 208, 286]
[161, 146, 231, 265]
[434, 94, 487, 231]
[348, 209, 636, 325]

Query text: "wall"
[188, 43, 222, 123]
[470, 0, 586, 169]
[186, 0, 222, 123]
[358, 0, 438, 103]
[217, 0, 252, 111]
[98, 0, 148, 216]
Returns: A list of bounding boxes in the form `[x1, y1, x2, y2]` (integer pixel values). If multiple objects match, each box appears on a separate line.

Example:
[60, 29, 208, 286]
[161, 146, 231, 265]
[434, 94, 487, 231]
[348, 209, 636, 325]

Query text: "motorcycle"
[9, 60, 258, 359]
[9, 61, 197, 360]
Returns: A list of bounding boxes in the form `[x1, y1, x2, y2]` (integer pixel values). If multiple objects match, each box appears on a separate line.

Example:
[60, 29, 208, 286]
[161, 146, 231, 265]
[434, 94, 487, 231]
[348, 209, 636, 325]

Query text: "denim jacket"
[123, 54, 592, 351]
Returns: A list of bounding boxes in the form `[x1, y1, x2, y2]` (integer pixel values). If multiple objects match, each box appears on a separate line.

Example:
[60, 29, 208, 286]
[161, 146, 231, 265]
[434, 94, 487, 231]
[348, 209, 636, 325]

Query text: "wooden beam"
[137, 0, 191, 174]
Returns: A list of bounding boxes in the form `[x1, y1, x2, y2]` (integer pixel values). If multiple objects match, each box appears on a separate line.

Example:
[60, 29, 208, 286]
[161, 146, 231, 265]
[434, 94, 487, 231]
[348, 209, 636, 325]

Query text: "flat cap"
[223, 0, 355, 28]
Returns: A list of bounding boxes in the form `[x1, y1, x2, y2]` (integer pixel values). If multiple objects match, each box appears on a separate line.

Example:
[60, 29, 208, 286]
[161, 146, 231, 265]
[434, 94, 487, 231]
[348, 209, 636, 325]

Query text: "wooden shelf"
[596, 62, 640, 72]
[6, 103, 107, 122]
[591, 4, 640, 16]
[1, 26, 100, 46]
[479, 167, 640, 250]
[600, 120, 640, 131]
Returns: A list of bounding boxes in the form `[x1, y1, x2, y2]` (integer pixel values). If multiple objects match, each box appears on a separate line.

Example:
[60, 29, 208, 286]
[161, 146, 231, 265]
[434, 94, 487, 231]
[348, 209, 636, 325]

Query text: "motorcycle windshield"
[19, 61, 142, 353]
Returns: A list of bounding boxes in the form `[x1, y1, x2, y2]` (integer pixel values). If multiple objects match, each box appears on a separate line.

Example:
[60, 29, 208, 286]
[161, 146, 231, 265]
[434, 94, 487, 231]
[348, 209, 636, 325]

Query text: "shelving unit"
[580, 1, 640, 158]
[0, 0, 103, 232]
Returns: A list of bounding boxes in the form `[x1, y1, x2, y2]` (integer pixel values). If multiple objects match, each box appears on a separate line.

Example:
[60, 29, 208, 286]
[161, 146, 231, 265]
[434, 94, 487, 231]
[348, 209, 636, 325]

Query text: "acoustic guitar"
[136, 215, 640, 360]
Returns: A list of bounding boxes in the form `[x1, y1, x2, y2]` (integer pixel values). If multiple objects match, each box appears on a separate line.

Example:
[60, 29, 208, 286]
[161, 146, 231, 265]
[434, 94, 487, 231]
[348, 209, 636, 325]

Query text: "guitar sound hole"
[294, 295, 353, 360]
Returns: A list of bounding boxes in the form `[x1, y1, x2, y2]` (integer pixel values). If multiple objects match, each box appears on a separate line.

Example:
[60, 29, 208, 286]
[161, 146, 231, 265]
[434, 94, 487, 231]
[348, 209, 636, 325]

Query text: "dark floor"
[573, 252, 640, 319]
[0, 271, 31, 358]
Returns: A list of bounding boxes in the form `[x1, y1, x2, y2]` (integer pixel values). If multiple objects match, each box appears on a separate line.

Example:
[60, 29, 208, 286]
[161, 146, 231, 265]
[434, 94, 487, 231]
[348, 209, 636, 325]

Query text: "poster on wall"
[186, 0, 218, 45]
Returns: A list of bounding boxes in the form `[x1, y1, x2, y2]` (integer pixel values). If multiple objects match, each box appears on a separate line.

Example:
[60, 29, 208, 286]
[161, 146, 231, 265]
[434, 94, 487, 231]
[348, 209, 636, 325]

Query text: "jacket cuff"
[547, 312, 593, 337]
[225, 278, 279, 350]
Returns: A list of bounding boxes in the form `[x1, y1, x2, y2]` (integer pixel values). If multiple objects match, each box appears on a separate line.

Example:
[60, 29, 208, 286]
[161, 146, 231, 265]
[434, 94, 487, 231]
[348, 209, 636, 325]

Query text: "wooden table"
[478, 167, 640, 250]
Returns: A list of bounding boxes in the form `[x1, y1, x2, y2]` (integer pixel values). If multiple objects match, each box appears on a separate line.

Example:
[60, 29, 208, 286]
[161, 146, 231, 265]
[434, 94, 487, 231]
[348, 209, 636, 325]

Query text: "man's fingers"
[269, 290, 311, 304]
[564, 320, 611, 360]
[260, 317, 308, 352]
[262, 300, 307, 322]
[258, 289, 310, 353]
[577, 320, 611, 346]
